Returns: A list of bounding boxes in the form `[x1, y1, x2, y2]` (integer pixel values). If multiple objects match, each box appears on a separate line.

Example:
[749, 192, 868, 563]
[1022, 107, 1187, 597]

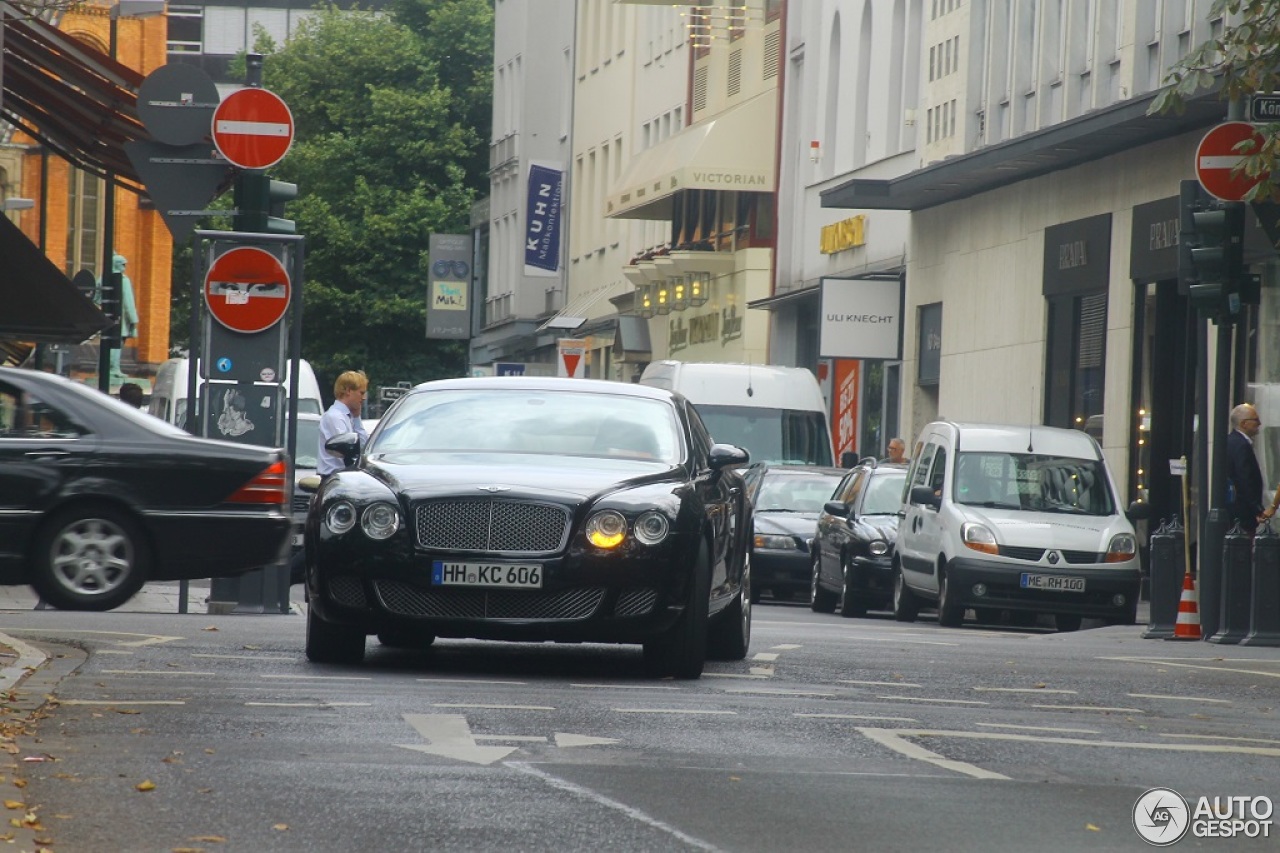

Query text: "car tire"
[708, 552, 751, 661]
[809, 551, 837, 613]
[936, 568, 965, 628]
[306, 605, 366, 664]
[837, 556, 868, 618]
[644, 541, 710, 679]
[30, 505, 149, 611]
[376, 631, 436, 650]
[1054, 613, 1083, 633]
[892, 565, 919, 623]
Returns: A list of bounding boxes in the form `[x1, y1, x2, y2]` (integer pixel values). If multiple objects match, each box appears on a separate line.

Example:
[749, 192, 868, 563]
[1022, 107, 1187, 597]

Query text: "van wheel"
[936, 568, 965, 628]
[892, 566, 919, 623]
[809, 551, 837, 613]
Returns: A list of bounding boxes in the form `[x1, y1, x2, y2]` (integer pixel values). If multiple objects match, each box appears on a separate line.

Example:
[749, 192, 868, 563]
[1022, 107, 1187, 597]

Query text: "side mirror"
[910, 484, 941, 509]
[709, 443, 750, 471]
[1126, 500, 1151, 521]
[823, 500, 849, 518]
[325, 431, 361, 469]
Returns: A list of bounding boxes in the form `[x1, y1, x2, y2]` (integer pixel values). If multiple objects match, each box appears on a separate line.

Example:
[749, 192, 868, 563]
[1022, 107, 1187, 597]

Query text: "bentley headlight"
[869, 539, 889, 556]
[326, 500, 357, 534]
[634, 511, 670, 545]
[586, 510, 627, 549]
[361, 502, 400, 540]
[754, 534, 796, 551]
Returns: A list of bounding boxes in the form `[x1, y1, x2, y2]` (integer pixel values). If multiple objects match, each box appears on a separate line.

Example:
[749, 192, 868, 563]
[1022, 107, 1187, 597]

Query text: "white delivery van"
[639, 361, 834, 466]
[149, 356, 323, 430]
[893, 421, 1148, 632]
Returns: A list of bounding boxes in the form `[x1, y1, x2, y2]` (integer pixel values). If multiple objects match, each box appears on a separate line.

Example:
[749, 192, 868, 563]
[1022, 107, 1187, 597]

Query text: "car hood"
[361, 452, 681, 503]
[754, 511, 820, 537]
[959, 507, 1132, 549]
[852, 514, 900, 542]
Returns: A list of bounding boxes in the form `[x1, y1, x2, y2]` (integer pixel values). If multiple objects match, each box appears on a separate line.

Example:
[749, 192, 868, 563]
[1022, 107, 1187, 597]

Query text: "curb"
[0, 631, 48, 692]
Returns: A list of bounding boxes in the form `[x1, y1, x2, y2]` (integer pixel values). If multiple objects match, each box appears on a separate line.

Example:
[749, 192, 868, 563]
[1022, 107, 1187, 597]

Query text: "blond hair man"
[318, 370, 369, 479]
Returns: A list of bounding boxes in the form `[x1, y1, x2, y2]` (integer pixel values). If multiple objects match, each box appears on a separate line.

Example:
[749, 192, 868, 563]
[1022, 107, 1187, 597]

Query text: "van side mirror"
[1125, 500, 1151, 521]
[326, 431, 361, 469]
[910, 485, 941, 509]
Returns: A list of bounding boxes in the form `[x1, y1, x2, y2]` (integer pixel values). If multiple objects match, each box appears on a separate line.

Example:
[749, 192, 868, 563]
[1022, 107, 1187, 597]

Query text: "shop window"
[1045, 289, 1107, 435]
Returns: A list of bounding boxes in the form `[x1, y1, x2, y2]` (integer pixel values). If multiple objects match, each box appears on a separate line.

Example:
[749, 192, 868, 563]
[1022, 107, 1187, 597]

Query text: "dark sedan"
[303, 376, 753, 679]
[741, 463, 847, 603]
[0, 366, 293, 610]
[811, 461, 908, 617]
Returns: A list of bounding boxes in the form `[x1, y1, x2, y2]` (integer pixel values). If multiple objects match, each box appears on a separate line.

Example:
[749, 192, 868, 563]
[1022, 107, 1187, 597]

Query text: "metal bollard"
[1207, 521, 1252, 644]
[1143, 517, 1183, 640]
[1242, 520, 1280, 647]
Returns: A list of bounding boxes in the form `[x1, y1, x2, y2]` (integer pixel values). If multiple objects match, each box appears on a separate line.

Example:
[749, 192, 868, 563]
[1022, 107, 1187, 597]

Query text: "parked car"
[810, 461, 909, 616]
[893, 421, 1147, 631]
[303, 376, 753, 678]
[741, 462, 847, 603]
[0, 367, 292, 610]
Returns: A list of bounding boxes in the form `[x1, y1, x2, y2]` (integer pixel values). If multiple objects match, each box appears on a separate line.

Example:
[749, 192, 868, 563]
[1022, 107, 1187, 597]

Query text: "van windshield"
[954, 451, 1115, 516]
[695, 405, 833, 466]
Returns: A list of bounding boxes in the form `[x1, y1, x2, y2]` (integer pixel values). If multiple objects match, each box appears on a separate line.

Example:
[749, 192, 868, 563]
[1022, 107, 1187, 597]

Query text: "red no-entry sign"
[1195, 121, 1267, 202]
[212, 88, 294, 170]
[205, 247, 291, 333]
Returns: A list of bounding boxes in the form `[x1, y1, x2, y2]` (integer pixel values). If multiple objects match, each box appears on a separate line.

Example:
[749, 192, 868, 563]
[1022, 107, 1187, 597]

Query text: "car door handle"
[25, 450, 70, 460]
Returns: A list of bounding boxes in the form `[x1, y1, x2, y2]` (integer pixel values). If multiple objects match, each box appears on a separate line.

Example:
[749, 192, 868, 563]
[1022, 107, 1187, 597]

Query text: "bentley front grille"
[614, 587, 658, 617]
[414, 499, 570, 554]
[374, 580, 605, 621]
[329, 576, 367, 608]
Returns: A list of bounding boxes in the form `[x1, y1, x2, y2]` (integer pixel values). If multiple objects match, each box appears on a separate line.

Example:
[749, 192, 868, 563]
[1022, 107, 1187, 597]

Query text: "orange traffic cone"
[1169, 570, 1202, 641]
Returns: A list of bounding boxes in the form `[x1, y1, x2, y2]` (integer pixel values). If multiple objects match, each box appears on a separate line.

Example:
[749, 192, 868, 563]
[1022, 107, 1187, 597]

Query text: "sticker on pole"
[205, 247, 291, 334]
[212, 88, 294, 170]
[1195, 121, 1267, 202]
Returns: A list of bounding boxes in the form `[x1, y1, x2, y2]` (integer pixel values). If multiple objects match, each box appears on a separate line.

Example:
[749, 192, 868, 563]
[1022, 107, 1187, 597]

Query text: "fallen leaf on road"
[1086, 823, 1100, 831]
[136, 780, 156, 792]
[1034, 683, 1047, 689]
[243, 645, 261, 651]
[190, 834, 227, 842]
[273, 823, 288, 831]
[171, 848, 205, 853]
[3, 801, 22, 810]
[10, 780, 24, 788]
[114, 709, 141, 715]
[202, 626, 219, 632]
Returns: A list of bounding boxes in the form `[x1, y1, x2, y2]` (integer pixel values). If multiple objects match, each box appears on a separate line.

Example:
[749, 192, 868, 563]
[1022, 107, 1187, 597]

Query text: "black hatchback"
[810, 461, 909, 617]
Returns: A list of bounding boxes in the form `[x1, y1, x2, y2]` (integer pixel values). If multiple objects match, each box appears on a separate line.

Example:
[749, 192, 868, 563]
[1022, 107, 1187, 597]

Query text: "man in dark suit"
[1226, 403, 1266, 532]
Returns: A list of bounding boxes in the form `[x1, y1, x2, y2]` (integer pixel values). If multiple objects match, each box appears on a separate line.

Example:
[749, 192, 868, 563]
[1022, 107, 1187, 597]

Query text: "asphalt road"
[2, 602, 1278, 852]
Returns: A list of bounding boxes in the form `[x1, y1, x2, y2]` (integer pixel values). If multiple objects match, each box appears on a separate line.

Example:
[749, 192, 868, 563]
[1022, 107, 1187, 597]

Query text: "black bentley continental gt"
[0, 366, 293, 610]
[303, 376, 754, 678]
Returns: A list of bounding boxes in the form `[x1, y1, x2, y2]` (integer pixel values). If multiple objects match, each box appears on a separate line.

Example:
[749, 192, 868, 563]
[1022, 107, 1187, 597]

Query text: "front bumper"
[947, 556, 1141, 618]
[848, 555, 894, 603]
[752, 549, 811, 593]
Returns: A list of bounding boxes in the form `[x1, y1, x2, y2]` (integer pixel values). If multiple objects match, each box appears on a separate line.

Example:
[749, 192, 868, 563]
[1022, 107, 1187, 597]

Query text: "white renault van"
[639, 361, 834, 466]
[149, 356, 323, 429]
[893, 421, 1146, 631]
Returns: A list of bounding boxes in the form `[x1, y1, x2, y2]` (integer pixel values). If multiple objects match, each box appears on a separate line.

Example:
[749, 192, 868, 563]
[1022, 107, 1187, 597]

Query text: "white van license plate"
[1021, 573, 1085, 592]
[432, 561, 543, 589]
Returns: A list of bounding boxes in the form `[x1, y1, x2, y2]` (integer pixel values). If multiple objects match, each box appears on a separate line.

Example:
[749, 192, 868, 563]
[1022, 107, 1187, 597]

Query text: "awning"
[0, 213, 111, 343]
[1, 3, 147, 188]
[606, 91, 777, 220]
[536, 281, 631, 332]
[820, 89, 1228, 213]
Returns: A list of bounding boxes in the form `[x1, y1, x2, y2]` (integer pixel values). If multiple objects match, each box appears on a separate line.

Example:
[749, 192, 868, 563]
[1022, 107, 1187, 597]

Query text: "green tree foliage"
[1150, 0, 1280, 200]
[248, 0, 492, 397]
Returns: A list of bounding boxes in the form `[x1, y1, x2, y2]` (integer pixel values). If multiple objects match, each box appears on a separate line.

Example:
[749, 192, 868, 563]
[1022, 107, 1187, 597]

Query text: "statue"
[98, 253, 139, 383]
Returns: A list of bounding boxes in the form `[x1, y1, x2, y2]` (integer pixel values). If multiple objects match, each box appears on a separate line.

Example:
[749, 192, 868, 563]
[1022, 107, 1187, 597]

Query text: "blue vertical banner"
[524, 161, 563, 276]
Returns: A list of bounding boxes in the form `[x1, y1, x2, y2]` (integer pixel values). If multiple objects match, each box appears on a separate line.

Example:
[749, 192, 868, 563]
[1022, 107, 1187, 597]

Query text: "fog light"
[972, 583, 988, 597]
[1112, 593, 1127, 607]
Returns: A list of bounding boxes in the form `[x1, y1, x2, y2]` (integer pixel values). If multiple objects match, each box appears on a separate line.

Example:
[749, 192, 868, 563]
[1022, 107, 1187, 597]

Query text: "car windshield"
[953, 451, 1115, 515]
[371, 388, 683, 463]
[863, 471, 908, 515]
[694, 404, 833, 466]
[754, 470, 844, 513]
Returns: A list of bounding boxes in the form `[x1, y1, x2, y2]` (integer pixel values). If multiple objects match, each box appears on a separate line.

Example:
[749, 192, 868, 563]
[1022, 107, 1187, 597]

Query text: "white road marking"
[877, 695, 989, 705]
[1030, 704, 1145, 713]
[723, 688, 836, 697]
[244, 702, 372, 708]
[840, 635, 959, 646]
[1098, 656, 1280, 679]
[973, 687, 1077, 694]
[101, 670, 215, 676]
[752, 653, 779, 662]
[46, 630, 182, 648]
[771, 644, 802, 650]
[474, 735, 547, 742]
[554, 733, 620, 748]
[396, 714, 519, 765]
[975, 723, 1099, 734]
[749, 666, 775, 677]
[840, 680, 922, 688]
[510, 762, 724, 852]
[95, 650, 134, 656]
[59, 700, 186, 706]
[702, 672, 769, 680]
[858, 727, 1010, 780]
[417, 678, 527, 685]
[259, 674, 372, 681]
[613, 708, 737, 715]
[432, 703, 554, 711]
[797, 713, 919, 723]
[1159, 733, 1280, 745]
[193, 654, 295, 661]
[569, 683, 681, 690]
[1126, 693, 1232, 704]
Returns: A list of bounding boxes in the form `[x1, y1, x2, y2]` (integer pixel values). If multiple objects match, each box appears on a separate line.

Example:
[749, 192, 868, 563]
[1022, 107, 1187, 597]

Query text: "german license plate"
[292, 533, 304, 547]
[1020, 573, 1085, 592]
[432, 561, 543, 589]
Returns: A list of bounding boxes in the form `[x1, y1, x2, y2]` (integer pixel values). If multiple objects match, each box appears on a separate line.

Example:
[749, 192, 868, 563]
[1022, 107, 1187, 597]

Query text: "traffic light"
[1178, 180, 1246, 322]
[233, 171, 297, 233]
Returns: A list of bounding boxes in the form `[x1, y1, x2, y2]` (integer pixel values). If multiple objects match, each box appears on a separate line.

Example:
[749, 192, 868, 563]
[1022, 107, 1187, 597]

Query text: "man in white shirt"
[318, 370, 370, 479]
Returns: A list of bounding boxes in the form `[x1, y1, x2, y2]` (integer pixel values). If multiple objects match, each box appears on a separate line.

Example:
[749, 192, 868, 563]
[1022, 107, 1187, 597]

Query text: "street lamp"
[98, 0, 165, 392]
